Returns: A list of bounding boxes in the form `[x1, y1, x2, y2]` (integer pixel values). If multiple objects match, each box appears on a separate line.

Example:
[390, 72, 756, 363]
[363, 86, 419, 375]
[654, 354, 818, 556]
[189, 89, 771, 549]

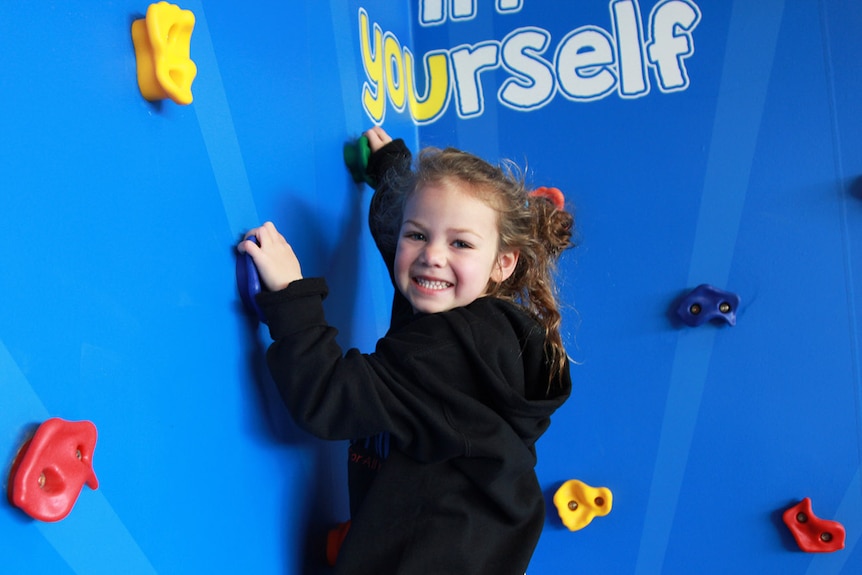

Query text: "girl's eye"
[405, 231, 426, 241]
[453, 240, 472, 249]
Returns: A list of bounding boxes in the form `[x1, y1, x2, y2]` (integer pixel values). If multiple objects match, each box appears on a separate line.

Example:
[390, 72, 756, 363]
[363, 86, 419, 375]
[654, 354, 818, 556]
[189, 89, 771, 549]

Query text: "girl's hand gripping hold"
[238, 221, 303, 292]
[364, 126, 393, 153]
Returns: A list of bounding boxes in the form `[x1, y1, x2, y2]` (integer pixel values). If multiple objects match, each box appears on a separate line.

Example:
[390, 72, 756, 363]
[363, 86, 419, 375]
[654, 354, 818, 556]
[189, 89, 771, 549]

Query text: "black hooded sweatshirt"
[259, 283, 570, 575]
[256, 138, 571, 574]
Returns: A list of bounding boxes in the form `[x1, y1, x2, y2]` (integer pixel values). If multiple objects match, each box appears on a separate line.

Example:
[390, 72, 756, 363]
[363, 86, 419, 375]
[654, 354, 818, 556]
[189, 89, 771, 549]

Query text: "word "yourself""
[359, 0, 701, 124]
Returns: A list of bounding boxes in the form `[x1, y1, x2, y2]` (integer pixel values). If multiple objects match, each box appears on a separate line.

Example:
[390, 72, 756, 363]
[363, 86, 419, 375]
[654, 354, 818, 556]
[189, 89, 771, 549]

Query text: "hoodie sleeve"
[257, 279, 570, 465]
[257, 277, 467, 462]
[366, 138, 411, 190]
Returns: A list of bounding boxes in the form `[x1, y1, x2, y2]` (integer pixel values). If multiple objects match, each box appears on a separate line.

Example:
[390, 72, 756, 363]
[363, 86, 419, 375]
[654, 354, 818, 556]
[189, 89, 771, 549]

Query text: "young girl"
[238, 128, 574, 574]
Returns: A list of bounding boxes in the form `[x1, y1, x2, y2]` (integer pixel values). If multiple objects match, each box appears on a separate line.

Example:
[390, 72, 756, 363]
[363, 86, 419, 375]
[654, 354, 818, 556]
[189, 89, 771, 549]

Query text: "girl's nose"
[421, 241, 446, 267]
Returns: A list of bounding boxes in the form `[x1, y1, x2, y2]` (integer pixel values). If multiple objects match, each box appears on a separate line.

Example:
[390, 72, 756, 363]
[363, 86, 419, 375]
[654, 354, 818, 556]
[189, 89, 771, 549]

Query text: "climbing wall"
[1, 1, 860, 574]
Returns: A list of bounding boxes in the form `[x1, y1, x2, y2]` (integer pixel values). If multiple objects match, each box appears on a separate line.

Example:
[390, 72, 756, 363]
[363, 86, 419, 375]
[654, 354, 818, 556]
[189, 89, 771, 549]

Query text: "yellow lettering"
[359, 9, 385, 122]
[405, 48, 450, 124]
[384, 34, 405, 110]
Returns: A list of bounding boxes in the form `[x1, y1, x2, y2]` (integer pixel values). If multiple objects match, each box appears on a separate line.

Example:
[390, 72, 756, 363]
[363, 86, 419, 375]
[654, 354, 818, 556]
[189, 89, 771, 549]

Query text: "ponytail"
[493, 186, 574, 390]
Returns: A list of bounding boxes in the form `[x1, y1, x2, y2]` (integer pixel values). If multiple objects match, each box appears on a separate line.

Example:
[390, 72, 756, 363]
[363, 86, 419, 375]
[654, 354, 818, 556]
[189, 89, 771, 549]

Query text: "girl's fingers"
[364, 126, 392, 151]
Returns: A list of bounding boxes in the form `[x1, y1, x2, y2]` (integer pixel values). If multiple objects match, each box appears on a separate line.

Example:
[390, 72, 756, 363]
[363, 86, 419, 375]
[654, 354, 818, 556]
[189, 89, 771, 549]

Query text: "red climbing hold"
[529, 186, 565, 211]
[326, 520, 351, 567]
[782, 498, 845, 553]
[7, 418, 99, 522]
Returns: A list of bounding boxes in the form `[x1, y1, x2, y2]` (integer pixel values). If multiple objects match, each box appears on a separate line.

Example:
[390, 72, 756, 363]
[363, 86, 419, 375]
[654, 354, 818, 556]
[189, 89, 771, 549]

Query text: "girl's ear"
[492, 249, 519, 283]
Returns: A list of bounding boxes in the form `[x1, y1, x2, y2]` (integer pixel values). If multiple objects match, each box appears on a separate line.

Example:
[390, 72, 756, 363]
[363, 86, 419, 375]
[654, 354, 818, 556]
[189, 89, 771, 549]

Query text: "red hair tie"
[529, 186, 565, 211]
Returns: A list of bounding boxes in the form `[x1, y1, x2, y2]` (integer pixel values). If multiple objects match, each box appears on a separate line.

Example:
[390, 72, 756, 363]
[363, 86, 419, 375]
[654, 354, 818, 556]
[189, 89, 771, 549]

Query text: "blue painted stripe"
[184, 1, 260, 237]
[634, 329, 716, 574]
[36, 499, 158, 575]
[808, 4, 862, 572]
[0, 341, 51, 426]
[1, 341, 158, 575]
[634, 2, 786, 573]
[330, 1, 367, 135]
[330, 2, 406, 337]
[819, 0, 862, 505]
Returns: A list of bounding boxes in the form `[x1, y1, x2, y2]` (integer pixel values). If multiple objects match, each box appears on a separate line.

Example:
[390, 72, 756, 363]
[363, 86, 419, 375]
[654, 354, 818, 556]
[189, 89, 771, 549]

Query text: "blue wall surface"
[2, 1, 860, 574]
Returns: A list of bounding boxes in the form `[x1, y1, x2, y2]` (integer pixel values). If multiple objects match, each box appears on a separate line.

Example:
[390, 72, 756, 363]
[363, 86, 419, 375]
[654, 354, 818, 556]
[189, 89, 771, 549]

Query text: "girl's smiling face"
[394, 181, 518, 314]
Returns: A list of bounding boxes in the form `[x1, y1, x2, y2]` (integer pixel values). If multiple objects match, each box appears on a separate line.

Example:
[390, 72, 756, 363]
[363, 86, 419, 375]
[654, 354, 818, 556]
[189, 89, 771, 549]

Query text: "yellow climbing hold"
[553, 479, 613, 531]
[132, 2, 197, 105]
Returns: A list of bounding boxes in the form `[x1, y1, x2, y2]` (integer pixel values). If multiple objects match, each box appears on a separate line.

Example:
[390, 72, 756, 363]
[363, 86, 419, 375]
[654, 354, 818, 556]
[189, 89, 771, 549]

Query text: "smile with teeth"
[414, 277, 453, 291]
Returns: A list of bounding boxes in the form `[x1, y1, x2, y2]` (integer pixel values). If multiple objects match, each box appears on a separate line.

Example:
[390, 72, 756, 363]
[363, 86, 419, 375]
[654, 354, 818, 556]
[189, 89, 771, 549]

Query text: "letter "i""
[420, 0, 477, 25]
